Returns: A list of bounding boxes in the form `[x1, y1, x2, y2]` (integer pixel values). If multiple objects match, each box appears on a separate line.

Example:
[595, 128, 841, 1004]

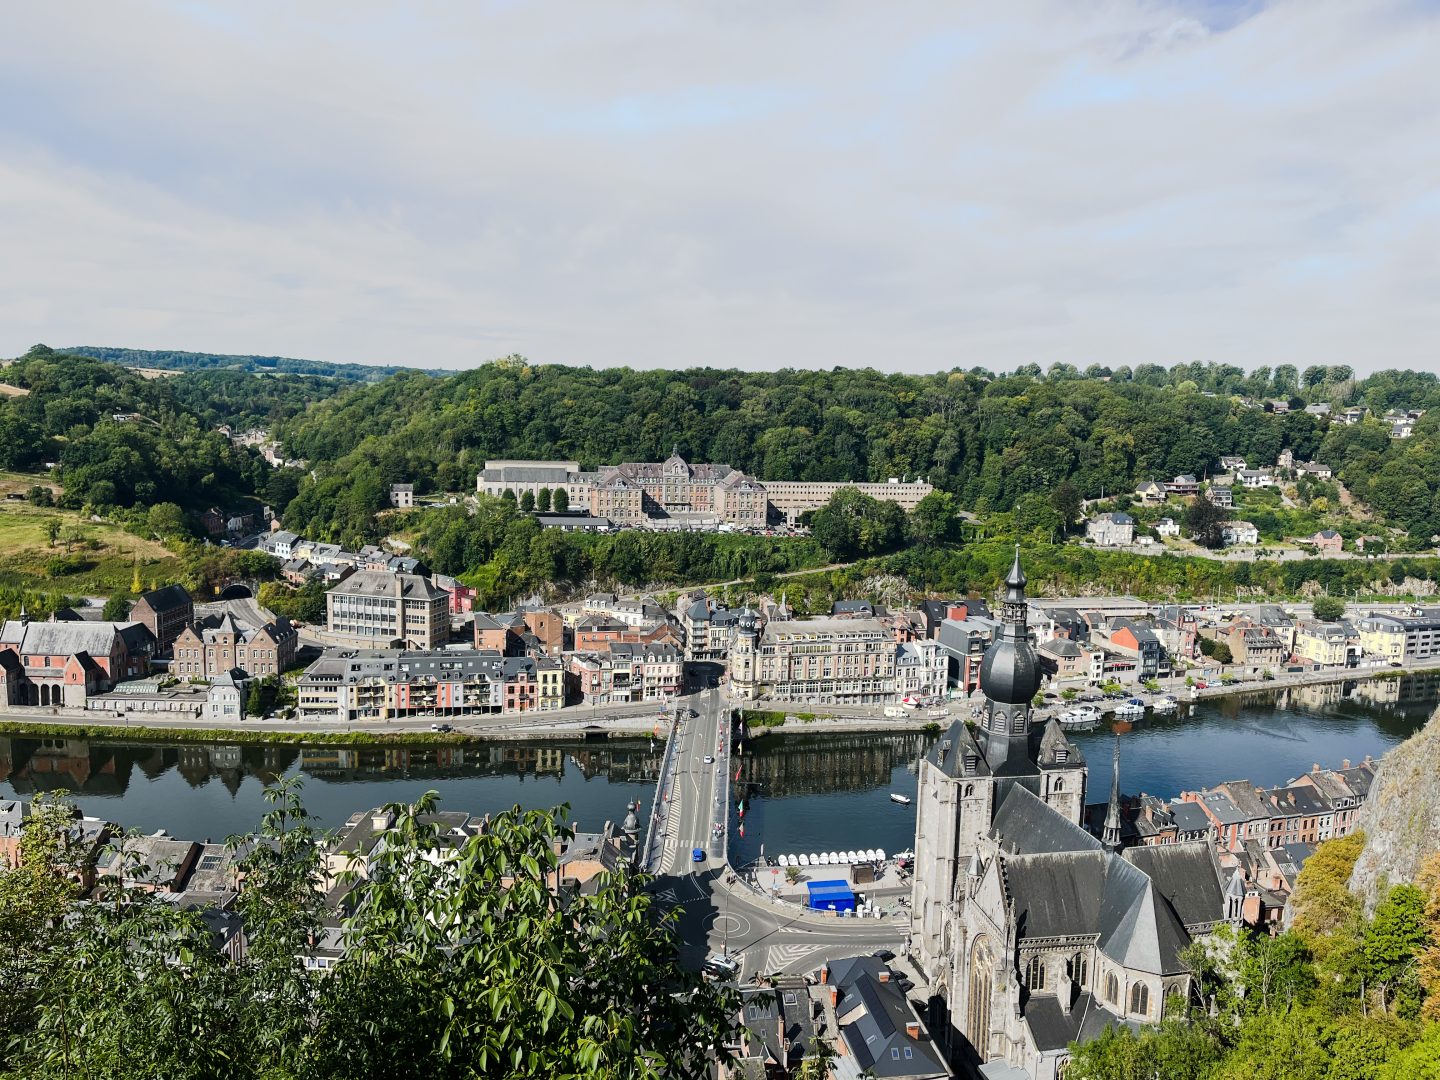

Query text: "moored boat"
[890, 793, 912, 805]
[1060, 705, 1101, 730]
[1152, 695, 1179, 713]
[1113, 699, 1145, 720]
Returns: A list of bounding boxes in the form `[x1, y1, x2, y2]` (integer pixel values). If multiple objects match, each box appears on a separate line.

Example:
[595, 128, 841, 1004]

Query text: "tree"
[1365, 883, 1429, 1015]
[101, 594, 131, 621]
[909, 491, 958, 546]
[246, 681, 267, 718]
[1185, 494, 1230, 549]
[784, 865, 802, 885]
[1051, 481, 1082, 532]
[44, 519, 59, 548]
[536, 486, 552, 512]
[552, 487, 569, 513]
[145, 501, 189, 539]
[519, 490, 536, 512]
[28, 486, 53, 508]
[501, 488, 517, 503]
[1311, 595, 1346, 622]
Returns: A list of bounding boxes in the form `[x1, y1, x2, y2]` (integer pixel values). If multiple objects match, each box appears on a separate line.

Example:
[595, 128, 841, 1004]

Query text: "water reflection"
[736, 731, 930, 798]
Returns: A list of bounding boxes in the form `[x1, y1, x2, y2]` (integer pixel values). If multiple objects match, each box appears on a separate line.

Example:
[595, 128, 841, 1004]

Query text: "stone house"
[130, 584, 194, 653]
[1085, 512, 1135, 547]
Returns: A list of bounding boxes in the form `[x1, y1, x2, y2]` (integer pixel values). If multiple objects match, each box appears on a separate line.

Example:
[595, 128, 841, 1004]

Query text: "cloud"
[0, 0, 1436, 374]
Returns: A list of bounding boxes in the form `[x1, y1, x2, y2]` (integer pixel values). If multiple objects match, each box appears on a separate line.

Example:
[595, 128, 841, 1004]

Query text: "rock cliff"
[1349, 705, 1440, 913]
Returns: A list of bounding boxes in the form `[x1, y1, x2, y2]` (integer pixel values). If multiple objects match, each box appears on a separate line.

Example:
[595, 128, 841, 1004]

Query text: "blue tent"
[806, 879, 856, 912]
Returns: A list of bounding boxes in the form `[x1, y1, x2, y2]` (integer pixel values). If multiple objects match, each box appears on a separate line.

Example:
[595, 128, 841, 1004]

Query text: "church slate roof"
[1122, 842, 1227, 931]
[1095, 857, 1191, 975]
[991, 785, 1100, 856]
[1037, 718, 1085, 768]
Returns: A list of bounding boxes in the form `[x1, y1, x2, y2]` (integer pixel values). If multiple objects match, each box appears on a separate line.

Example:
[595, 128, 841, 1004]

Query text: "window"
[1129, 982, 1149, 1017]
[1025, 955, 1046, 992]
[1105, 972, 1119, 1005]
[1067, 952, 1088, 988]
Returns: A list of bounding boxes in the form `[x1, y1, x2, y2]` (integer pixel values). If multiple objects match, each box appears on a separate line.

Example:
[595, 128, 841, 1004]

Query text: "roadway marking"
[708, 913, 750, 939]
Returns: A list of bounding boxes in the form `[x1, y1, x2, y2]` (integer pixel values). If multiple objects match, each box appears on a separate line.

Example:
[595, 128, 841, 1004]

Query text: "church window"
[1068, 952, 1088, 987]
[966, 938, 994, 1048]
[1024, 955, 1046, 992]
[1054, 778, 1065, 792]
[1129, 982, 1150, 1017]
[964, 784, 974, 797]
[1105, 972, 1119, 1004]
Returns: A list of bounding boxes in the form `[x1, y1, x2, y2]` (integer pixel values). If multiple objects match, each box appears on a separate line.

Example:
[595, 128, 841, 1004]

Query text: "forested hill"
[277, 357, 1440, 540]
[60, 344, 445, 382]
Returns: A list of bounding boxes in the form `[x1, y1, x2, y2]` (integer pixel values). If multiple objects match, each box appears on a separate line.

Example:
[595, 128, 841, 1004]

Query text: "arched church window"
[1024, 955, 1046, 992]
[1129, 982, 1149, 1017]
[964, 784, 974, 797]
[966, 937, 993, 1047]
[1067, 952, 1088, 988]
[1105, 972, 1119, 1005]
[1054, 778, 1064, 792]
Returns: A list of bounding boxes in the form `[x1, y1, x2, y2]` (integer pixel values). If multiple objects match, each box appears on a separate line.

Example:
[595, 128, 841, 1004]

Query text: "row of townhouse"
[297, 648, 565, 723]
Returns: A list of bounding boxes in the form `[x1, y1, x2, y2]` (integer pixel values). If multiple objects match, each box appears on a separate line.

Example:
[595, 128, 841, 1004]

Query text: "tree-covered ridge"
[60, 344, 445, 382]
[273, 356, 1440, 539]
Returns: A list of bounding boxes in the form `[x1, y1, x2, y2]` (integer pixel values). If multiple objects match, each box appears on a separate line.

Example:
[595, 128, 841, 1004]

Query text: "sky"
[2, 1, 1437, 374]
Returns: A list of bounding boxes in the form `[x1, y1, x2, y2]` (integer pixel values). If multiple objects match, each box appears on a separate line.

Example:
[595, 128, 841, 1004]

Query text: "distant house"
[1298, 461, 1333, 480]
[1154, 517, 1180, 538]
[1268, 399, 1291, 414]
[1304, 403, 1332, 417]
[1085, 512, 1135, 547]
[1307, 529, 1343, 555]
[1209, 485, 1234, 509]
[1341, 407, 1366, 425]
[389, 484, 414, 509]
[1237, 470, 1274, 490]
[1134, 481, 1166, 504]
[1165, 474, 1200, 498]
[1222, 521, 1260, 546]
[1218, 455, 1247, 472]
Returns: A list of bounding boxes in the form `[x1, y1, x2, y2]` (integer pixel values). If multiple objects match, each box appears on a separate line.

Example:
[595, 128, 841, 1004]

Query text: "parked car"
[703, 953, 739, 979]
[870, 948, 896, 962]
[692, 848, 706, 863]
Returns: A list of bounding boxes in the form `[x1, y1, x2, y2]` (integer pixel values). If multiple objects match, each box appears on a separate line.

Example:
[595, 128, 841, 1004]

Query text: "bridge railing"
[641, 711, 680, 873]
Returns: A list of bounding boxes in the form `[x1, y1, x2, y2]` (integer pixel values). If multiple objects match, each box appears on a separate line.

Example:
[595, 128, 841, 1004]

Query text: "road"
[646, 687, 906, 982]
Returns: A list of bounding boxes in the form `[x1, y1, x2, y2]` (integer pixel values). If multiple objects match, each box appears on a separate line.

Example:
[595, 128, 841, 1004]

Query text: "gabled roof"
[1122, 842, 1225, 929]
[991, 785, 1100, 856]
[136, 584, 192, 614]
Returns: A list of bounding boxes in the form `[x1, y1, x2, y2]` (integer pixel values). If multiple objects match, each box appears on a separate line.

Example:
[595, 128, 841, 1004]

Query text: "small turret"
[1102, 736, 1123, 851]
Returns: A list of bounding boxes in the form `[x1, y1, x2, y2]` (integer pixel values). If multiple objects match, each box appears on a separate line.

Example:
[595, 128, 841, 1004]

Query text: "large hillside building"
[0, 613, 155, 707]
[477, 453, 932, 527]
[325, 572, 449, 650]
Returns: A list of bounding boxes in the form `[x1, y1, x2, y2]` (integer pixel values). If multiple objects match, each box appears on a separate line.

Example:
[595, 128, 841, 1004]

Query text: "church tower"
[975, 547, 1042, 775]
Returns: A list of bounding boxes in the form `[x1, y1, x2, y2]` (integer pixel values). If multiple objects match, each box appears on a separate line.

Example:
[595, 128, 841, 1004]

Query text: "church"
[909, 550, 1229, 1079]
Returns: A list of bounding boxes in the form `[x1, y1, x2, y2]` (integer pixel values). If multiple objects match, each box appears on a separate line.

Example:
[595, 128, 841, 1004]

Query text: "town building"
[1306, 529, 1342, 555]
[1218, 455, 1247, 472]
[567, 642, 682, 704]
[1237, 469, 1274, 490]
[477, 455, 933, 527]
[1208, 485, 1234, 508]
[679, 595, 746, 662]
[388, 483, 414, 509]
[1292, 621, 1358, 667]
[1298, 462, 1333, 481]
[172, 613, 297, 680]
[1134, 481, 1166, 504]
[1358, 609, 1440, 663]
[129, 584, 194, 653]
[895, 639, 947, 700]
[1164, 474, 1200, 497]
[297, 648, 562, 722]
[203, 670, 248, 724]
[1085, 512, 1135, 547]
[821, 957, 951, 1079]
[910, 550, 1227, 1079]
[1154, 517, 1179, 538]
[325, 572, 450, 650]
[1098, 620, 1168, 679]
[1221, 521, 1259, 546]
[0, 614, 155, 707]
[731, 615, 898, 705]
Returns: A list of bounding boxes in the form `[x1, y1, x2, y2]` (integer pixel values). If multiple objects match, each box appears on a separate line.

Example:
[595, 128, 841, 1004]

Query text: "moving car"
[692, 848, 705, 863]
[703, 755, 714, 764]
[429, 723, 454, 733]
[702, 953, 739, 979]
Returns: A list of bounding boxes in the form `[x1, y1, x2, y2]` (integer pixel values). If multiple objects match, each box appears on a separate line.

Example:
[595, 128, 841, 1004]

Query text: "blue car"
[692, 848, 705, 863]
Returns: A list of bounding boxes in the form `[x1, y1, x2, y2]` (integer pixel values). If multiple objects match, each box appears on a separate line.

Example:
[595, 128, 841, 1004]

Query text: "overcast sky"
[2, 2, 1437, 374]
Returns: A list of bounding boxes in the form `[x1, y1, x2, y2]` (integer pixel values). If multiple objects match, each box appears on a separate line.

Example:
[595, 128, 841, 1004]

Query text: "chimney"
[1312, 763, 1320, 773]
[829, 987, 838, 1007]
[819, 966, 829, 985]
[1342, 759, 1351, 769]
[905, 1021, 921, 1039]
[370, 810, 394, 832]
[878, 969, 890, 983]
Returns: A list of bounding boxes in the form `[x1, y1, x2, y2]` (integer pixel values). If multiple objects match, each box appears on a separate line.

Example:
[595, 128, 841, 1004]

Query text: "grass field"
[0, 499, 181, 596]
[0, 469, 60, 496]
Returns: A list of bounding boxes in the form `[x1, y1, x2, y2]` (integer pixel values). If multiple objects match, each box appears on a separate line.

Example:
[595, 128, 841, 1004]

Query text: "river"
[1, 673, 1434, 853]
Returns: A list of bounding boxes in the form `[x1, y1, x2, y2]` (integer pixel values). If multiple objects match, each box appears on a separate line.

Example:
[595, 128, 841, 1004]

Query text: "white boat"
[1113, 699, 1145, 720]
[1060, 705, 1101, 729]
[1152, 695, 1179, 713]
[890, 793, 913, 805]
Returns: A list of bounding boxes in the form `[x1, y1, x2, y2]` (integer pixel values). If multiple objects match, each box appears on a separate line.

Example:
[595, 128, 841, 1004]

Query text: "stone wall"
[1349, 704, 1440, 913]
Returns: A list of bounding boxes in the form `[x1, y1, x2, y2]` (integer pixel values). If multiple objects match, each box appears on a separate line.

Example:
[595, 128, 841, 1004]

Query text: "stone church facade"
[910, 550, 1230, 1079]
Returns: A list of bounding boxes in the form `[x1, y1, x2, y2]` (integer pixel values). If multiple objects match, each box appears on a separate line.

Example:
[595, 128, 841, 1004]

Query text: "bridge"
[644, 688, 906, 982]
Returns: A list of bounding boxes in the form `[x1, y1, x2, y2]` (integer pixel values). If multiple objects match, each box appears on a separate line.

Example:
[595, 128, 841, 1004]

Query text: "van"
[883, 706, 906, 719]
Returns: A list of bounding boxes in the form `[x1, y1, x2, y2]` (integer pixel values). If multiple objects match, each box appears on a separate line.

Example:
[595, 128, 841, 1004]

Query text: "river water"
[1, 673, 1435, 852]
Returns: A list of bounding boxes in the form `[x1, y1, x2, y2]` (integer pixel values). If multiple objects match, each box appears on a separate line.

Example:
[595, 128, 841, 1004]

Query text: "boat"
[1113, 699, 1145, 720]
[1151, 695, 1179, 713]
[1060, 705, 1101, 730]
[890, 793, 913, 805]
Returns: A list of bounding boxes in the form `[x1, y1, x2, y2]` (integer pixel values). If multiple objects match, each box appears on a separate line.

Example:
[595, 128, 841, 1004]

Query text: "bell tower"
[975, 547, 1042, 775]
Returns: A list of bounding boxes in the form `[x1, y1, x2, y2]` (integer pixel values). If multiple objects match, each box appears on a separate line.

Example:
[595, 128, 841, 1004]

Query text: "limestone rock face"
[1349, 705, 1440, 914]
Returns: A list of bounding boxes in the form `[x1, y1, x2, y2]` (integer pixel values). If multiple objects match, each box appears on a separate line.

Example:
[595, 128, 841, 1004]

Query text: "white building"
[1222, 521, 1260, 546]
[1085, 512, 1135, 547]
[1237, 470, 1275, 490]
[1154, 517, 1180, 538]
[896, 639, 947, 701]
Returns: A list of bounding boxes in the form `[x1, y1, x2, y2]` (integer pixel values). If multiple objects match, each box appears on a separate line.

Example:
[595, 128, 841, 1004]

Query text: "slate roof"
[0, 620, 148, 657]
[1121, 842, 1226, 930]
[1041, 638, 1083, 658]
[1036, 718, 1085, 769]
[1167, 801, 1213, 835]
[136, 584, 192, 614]
[826, 956, 948, 1078]
[328, 571, 446, 600]
[1021, 993, 1133, 1051]
[992, 785, 1101, 856]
